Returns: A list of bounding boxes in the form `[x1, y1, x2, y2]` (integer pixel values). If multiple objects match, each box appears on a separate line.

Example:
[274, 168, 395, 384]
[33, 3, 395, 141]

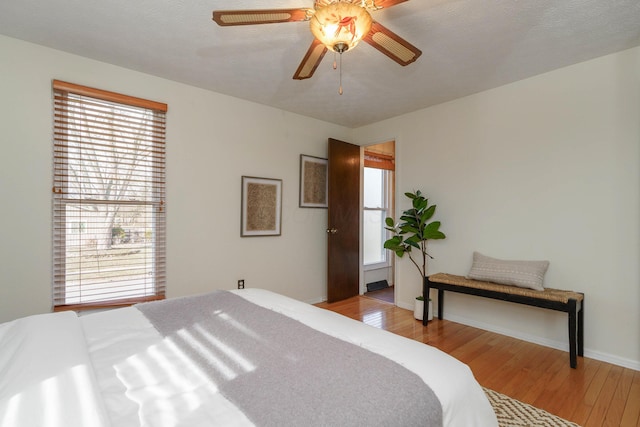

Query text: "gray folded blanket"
[137, 291, 442, 426]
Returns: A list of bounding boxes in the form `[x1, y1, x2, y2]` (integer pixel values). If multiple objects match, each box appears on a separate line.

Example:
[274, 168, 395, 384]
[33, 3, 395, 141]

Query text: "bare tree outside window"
[65, 99, 155, 248]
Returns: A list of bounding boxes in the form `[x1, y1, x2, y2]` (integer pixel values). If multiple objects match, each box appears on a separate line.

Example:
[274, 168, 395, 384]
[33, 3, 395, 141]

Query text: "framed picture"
[241, 176, 282, 237]
[299, 154, 328, 208]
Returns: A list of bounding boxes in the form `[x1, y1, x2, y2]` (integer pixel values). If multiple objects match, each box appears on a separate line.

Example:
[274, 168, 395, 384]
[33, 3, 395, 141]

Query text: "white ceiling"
[1, 0, 638, 128]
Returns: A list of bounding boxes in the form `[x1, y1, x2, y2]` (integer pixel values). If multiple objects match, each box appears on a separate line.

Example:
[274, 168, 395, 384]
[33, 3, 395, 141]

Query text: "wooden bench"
[423, 273, 585, 368]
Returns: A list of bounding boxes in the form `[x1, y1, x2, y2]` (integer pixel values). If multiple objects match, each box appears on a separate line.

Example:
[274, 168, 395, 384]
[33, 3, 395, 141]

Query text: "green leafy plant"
[384, 190, 446, 282]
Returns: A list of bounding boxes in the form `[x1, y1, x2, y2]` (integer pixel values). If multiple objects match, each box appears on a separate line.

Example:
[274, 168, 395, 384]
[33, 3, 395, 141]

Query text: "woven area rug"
[484, 388, 581, 427]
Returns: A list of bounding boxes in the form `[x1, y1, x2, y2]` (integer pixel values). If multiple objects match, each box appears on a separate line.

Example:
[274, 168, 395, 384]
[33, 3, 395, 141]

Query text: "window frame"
[363, 166, 392, 270]
[52, 80, 167, 312]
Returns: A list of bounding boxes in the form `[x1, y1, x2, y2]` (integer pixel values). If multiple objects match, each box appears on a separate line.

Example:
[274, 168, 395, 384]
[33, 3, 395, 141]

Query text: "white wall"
[1, 33, 638, 370]
[0, 35, 351, 323]
[354, 46, 640, 369]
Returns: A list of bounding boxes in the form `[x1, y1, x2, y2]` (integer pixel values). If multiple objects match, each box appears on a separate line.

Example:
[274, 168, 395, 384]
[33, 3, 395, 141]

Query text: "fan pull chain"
[338, 53, 343, 95]
[332, 50, 344, 95]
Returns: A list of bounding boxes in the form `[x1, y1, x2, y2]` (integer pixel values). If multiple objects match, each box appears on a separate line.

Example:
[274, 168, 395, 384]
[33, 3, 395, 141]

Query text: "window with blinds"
[52, 80, 167, 310]
[363, 148, 395, 267]
[363, 167, 392, 266]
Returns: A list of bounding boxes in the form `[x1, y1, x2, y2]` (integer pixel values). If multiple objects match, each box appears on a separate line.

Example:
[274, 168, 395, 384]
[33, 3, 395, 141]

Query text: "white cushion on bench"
[466, 252, 549, 291]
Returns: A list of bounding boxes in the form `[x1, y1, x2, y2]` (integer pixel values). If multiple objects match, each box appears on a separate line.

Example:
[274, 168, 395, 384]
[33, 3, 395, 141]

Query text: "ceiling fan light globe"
[310, 2, 372, 52]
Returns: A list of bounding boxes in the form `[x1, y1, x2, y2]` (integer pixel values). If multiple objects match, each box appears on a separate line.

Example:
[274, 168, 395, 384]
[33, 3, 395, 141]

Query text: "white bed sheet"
[0, 311, 110, 427]
[80, 289, 497, 427]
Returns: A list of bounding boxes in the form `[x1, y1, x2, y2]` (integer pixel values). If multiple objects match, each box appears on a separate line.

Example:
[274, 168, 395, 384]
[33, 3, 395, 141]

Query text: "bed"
[0, 288, 498, 427]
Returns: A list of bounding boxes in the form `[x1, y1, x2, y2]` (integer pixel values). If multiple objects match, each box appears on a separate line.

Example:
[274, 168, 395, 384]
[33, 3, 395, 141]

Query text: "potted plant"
[413, 295, 433, 321]
[384, 190, 446, 321]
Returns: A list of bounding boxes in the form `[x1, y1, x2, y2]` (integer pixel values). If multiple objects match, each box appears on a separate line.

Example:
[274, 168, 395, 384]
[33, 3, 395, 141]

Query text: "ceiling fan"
[212, 0, 422, 81]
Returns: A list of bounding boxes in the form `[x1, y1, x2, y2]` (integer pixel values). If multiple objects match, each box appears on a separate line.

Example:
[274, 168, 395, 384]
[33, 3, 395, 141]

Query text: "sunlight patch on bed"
[193, 323, 256, 373]
[115, 342, 209, 419]
[208, 310, 297, 365]
[41, 371, 62, 425]
[120, 352, 161, 392]
[113, 333, 256, 426]
[1, 389, 22, 427]
[68, 364, 108, 426]
[146, 342, 209, 394]
[215, 311, 265, 343]
[177, 328, 239, 380]
[1, 364, 107, 427]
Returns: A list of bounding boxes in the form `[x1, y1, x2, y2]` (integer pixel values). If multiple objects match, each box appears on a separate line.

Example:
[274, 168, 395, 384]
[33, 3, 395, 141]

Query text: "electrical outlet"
[237, 279, 244, 289]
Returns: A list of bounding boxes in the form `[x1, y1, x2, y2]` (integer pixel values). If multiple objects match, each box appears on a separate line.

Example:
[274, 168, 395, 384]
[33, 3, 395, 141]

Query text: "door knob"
[326, 228, 338, 234]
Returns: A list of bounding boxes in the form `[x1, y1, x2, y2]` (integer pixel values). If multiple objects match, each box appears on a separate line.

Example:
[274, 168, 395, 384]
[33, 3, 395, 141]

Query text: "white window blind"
[52, 80, 167, 310]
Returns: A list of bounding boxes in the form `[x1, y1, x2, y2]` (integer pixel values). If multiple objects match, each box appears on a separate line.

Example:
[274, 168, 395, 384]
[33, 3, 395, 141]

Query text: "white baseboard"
[443, 313, 640, 371]
[396, 301, 413, 311]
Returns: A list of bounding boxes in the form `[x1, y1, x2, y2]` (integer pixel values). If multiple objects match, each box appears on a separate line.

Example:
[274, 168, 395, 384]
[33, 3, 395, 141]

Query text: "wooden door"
[327, 138, 360, 302]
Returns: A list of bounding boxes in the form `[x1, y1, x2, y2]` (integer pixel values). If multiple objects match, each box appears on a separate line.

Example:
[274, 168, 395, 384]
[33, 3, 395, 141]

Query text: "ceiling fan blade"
[363, 21, 421, 66]
[212, 9, 313, 26]
[370, 0, 409, 9]
[314, 0, 408, 10]
[293, 39, 328, 80]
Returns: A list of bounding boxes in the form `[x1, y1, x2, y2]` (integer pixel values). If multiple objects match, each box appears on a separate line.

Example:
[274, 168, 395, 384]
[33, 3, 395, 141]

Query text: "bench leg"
[568, 299, 577, 368]
[578, 298, 584, 357]
[438, 289, 444, 320]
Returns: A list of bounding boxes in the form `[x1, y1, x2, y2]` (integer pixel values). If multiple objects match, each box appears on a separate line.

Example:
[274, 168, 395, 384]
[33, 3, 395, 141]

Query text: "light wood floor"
[315, 295, 640, 427]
